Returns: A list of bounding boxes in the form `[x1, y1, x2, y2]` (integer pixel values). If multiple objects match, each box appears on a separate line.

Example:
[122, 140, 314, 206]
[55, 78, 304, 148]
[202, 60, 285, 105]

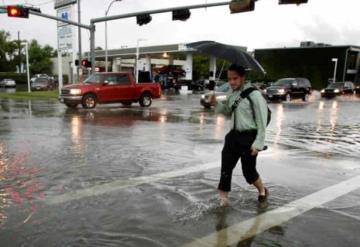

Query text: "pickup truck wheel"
[140, 93, 152, 107]
[65, 103, 78, 108]
[82, 94, 97, 109]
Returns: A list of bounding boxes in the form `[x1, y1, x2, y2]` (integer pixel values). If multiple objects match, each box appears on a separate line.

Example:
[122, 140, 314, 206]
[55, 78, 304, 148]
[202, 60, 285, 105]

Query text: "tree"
[0, 30, 55, 75]
[0, 30, 17, 72]
[28, 40, 54, 75]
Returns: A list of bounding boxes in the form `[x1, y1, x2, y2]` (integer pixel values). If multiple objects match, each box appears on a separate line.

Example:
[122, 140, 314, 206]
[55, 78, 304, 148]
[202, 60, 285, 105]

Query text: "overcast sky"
[1, 0, 360, 52]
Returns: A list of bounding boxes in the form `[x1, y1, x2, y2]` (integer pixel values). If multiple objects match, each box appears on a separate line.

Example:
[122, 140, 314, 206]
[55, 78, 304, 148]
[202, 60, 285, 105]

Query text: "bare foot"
[219, 197, 229, 207]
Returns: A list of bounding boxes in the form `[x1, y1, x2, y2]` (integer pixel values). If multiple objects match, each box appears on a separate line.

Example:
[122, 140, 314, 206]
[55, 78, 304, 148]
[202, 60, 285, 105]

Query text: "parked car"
[200, 82, 230, 108]
[59, 72, 162, 109]
[265, 78, 312, 102]
[321, 82, 355, 98]
[354, 82, 360, 95]
[31, 77, 55, 91]
[0, 79, 16, 88]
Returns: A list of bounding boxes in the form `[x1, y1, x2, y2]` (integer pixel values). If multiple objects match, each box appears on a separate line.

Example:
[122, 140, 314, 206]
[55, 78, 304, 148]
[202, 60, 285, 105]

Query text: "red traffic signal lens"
[9, 7, 20, 16]
[7, 6, 29, 18]
[81, 59, 91, 68]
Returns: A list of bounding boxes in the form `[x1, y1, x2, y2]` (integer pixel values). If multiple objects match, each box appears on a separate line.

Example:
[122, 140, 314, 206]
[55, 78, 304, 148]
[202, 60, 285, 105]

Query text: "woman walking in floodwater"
[210, 64, 269, 207]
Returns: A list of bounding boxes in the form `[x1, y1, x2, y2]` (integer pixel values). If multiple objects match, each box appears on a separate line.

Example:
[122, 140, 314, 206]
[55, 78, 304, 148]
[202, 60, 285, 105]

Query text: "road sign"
[0, 8, 7, 14]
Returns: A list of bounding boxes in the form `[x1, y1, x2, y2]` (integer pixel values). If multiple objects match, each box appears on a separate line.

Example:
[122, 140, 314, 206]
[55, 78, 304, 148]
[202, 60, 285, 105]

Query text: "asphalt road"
[0, 93, 360, 246]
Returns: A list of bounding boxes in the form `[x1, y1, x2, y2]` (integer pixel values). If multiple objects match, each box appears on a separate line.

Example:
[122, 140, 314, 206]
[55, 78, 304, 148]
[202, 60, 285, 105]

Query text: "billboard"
[57, 5, 74, 52]
[55, 0, 77, 10]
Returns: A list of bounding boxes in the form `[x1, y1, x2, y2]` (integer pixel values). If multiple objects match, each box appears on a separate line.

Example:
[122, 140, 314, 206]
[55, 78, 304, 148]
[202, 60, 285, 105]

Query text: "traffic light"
[279, 0, 308, 5]
[172, 9, 191, 21]
[7, 5, 29, 18]
[229, 0, 255, 14]
[81, 59, 91, 68]
[137, 14, 152, 26]
[75, 59, 79, 66]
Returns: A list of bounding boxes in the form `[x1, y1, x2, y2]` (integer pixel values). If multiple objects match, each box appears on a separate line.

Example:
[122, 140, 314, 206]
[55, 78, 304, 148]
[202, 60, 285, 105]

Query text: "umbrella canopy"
[187, 41, 265, 75]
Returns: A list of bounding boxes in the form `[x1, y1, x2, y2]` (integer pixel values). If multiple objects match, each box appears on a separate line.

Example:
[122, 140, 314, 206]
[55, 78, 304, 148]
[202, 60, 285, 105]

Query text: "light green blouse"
[215, 82, 268, 150]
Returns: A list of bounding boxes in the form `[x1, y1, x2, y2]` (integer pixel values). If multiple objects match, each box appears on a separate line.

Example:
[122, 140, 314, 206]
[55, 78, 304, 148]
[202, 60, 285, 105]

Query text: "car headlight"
[201, 95, 205, 99]
[321, 89, 325, 93]
[216, 95, 227, 101]
[278, 89, 285, 94]
[334, 89, 340, 93]
[70, 89, 81, 95]
[356, 86, 360, 89]
[264, 89, 267, 94]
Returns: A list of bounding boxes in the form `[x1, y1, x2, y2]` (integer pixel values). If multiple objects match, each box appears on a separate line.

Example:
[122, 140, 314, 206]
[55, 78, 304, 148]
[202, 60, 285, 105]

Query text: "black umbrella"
[187, 41, 265, 75]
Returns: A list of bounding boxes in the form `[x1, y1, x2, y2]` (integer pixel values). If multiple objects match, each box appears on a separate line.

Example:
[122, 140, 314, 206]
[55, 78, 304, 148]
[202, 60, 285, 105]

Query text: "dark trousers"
[218, 130, 259, 192]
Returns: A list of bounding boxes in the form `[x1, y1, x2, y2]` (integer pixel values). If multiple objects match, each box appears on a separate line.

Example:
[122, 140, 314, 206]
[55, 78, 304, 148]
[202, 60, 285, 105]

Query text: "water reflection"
[214, 206, 284, 247]
[0, 143, 9, 225]
[273, 104, 284, 147]
[0, 144, 43, 227]
[65, 108, 168, 127]
[0, 88, 16, 94]
[215, 116, 225, 139]
[71, 115, 84, 153]
[330, 101, 338, 132]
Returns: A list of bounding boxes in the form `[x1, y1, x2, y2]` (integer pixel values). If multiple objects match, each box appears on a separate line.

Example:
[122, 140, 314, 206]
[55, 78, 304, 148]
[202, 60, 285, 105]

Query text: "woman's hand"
[209, 94, 217, 106]
[250, 147, 259, 156]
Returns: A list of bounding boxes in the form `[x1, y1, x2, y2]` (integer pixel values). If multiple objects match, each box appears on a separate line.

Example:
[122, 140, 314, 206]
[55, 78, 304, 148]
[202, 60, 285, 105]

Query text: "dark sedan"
[31, 77, 55, 91]
[321, 82, 354, 98]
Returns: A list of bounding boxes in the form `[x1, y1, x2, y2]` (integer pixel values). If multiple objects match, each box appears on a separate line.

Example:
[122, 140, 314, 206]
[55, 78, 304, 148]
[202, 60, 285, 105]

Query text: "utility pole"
[21, 42, 31, 92]
[18, 31, 21, 73]
[77, 0, 82, 81]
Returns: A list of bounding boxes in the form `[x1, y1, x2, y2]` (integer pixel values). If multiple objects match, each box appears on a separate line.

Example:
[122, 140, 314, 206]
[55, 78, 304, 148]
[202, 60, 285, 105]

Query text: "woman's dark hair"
[228, 64, 246, 77]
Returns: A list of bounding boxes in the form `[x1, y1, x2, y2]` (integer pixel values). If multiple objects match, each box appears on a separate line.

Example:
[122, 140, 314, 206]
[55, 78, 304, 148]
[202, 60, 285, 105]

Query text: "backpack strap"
[240, 87, 258, 99]
[241, 87, 257, 123]
[231, 87, 257, 129]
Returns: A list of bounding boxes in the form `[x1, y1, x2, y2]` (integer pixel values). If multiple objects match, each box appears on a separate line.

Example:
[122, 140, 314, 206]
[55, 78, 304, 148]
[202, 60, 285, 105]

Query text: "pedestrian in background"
[210, 64, 269, 207]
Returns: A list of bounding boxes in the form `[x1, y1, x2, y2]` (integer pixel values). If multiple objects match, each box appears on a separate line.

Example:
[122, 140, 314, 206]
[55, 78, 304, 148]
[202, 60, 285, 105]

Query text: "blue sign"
[61, 12, 69, 20]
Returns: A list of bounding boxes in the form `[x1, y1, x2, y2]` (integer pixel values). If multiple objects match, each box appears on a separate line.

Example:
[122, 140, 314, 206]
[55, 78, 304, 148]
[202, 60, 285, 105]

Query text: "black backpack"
[231, 87, 271, 126]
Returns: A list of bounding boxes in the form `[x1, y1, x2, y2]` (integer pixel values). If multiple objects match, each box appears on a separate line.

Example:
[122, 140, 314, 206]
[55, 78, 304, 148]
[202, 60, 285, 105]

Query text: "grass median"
[0, 90, 59, 100]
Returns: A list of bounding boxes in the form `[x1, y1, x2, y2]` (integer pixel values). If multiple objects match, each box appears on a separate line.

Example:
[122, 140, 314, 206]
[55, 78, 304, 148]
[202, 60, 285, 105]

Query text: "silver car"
[0, 79, 16, 88]
[200, 83, 230, 108]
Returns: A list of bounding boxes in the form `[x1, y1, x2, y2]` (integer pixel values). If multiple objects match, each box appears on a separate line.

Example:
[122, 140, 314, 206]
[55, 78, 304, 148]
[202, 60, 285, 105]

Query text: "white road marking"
[46, 151, 275, 205]
[45, 160, 219, 205]
[45, 147, 327, 205]
[181, 175, 360, 247]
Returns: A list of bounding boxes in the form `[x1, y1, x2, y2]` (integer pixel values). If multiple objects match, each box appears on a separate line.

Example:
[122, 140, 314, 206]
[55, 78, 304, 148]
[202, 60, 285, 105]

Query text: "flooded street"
[1, 94, 360, 246]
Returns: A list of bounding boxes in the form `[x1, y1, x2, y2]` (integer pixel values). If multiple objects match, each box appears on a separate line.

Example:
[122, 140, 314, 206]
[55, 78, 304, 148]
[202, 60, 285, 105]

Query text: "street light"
[136, 38, 147, 83]
[105, 0, 122, 72]
[21, 42, 31, 93]
[332, 58, 338, 84]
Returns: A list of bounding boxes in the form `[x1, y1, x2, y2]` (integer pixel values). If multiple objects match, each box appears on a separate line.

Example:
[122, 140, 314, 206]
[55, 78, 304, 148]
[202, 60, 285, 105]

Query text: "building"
[255, 43, 360, 89]
[84, 43, 247, 81]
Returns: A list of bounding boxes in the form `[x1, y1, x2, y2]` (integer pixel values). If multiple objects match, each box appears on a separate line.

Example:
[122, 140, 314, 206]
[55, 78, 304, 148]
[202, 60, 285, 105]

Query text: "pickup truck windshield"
[84, 74, 104, 84]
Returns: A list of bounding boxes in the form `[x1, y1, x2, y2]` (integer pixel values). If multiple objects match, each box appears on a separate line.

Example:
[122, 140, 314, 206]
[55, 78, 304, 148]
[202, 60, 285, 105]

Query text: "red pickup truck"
[59, 72, 161, 109]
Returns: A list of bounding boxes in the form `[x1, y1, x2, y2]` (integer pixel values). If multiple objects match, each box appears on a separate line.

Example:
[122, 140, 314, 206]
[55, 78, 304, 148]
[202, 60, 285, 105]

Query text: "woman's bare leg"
[219, 190, 229, 207]
[253, 177, 266, 195]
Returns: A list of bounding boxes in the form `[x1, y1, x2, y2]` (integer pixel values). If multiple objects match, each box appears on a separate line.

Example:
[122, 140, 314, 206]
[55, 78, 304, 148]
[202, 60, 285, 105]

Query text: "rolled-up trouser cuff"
[245, 173, 259, 185]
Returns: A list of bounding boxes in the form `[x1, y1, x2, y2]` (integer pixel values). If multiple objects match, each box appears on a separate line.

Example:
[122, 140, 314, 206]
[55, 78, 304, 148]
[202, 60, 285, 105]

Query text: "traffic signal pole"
[3, 0, 308, 76]
[28, 9, 92, 30]
[89, 1, 231, 74]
